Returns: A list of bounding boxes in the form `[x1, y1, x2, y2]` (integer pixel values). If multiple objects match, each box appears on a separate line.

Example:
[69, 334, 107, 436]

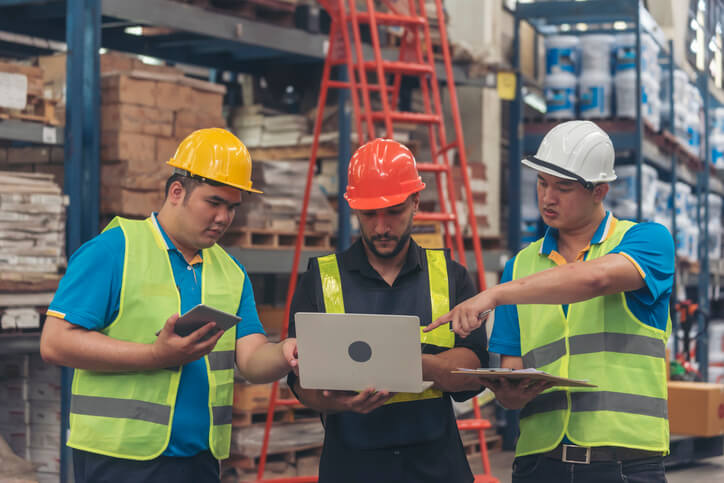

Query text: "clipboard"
[451, 368, 597, 388]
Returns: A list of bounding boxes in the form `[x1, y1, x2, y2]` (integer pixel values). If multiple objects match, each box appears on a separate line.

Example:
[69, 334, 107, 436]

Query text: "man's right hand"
[481, 378, 554, 410]
[320, 387, 393, 414]
[151, 313, 225, 368]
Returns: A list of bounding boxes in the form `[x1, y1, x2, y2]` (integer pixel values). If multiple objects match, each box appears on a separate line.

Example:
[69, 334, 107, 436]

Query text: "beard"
[361, 218, 414, 259]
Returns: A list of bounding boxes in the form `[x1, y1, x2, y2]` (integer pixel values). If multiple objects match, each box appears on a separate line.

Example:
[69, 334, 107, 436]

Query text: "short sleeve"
[488, 257, 522, 356]
[231, 260, 265, 339]
[608, 222, 675, 306]
[47, 228, 125, 330]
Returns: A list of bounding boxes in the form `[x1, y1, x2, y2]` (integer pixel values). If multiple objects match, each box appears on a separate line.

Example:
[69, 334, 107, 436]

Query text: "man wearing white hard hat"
[425, 121, 674, 481]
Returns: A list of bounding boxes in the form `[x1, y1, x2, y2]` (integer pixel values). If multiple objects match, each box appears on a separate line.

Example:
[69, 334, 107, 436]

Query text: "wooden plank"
[0, 292, 54, 307]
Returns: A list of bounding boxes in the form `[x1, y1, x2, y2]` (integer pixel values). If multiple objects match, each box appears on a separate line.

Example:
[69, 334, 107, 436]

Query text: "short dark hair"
[165, 172, 227, 201]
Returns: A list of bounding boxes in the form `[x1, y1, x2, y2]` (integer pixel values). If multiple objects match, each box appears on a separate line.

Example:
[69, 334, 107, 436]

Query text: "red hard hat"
[344, 138, 426, 210]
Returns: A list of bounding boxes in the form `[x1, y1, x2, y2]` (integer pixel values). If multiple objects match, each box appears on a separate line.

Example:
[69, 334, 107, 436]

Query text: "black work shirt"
[287, 239, 488, 483]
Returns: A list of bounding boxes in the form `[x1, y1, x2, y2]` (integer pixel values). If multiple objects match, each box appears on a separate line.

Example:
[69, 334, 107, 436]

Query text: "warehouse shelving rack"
[509, 0, 723, 466]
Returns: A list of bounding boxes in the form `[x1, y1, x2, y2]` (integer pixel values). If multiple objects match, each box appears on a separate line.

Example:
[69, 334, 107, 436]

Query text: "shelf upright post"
[695, 0, 712, 381]
[337, 65, 351, 250]
[63, 1, 101, 481]
[508, 1, 523, 253]
[668, 39, 680, 359]
[635, 2, 643, 222]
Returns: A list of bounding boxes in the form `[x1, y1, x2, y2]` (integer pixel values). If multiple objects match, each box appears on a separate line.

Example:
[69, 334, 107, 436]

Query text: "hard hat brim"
[521, 156, 577, 181]
[345, 185, 425, 210]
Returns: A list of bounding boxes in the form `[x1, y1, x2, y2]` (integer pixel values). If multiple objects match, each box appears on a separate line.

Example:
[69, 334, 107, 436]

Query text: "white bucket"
[614, 69, 636, 118]
[544, 72, 577, 119]
[580, 34, 615, 74]
[545, 35, 580, 75]
[579, 71, 612, 118]
[614, 33, 636, 72]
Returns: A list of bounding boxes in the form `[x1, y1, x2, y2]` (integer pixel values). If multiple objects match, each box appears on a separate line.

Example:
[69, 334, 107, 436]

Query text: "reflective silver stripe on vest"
[522, 333, 665, 369]
[212, 405, 233, 426]
[71, 395, 171, 425]
[522, 339, 566, 368]
[569, 333, 666, 359]
[521, 391, 667, 420]
[208, 351, 235, 371]
[570, 391, 668, 418]
[520, 390, 568, 419]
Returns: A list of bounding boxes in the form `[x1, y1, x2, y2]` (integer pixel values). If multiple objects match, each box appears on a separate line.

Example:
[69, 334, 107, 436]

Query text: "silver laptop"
[294, 312, 435, 393]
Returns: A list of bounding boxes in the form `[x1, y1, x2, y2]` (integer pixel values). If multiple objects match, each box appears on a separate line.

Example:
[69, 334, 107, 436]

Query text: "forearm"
[40, 317, 159, 372]
[490, 255, 642, 308]
[239, 340, 292, 383]
[423, 348, 483, 393]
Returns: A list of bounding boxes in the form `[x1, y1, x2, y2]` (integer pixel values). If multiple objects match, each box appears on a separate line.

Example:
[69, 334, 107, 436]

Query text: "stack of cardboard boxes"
[99, 56, 227, 218]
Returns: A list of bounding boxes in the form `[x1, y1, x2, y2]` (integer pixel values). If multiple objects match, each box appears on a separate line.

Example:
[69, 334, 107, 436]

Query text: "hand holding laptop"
[318, 387, 394, 414]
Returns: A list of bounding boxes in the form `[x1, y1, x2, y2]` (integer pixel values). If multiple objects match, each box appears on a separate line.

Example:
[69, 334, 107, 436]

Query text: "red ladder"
[255, 1, 497, 482]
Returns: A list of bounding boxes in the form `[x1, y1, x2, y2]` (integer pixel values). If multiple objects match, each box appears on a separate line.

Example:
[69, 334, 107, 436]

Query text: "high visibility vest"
[513, 219, 670, 457]
[317, 249, 454, 404]
[67, 217, 242, 460]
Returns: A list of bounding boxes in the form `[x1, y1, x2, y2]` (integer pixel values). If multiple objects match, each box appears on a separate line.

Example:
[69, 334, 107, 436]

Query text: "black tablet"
[173, 304, 242, 338]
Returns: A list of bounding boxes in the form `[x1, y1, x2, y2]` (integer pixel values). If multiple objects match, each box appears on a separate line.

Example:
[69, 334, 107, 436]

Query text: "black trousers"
[512, 454, 667, 483]
[73, 449, 220, 483]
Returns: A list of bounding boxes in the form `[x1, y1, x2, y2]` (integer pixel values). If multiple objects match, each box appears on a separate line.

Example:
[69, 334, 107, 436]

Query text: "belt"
[543, 444, 662, 464]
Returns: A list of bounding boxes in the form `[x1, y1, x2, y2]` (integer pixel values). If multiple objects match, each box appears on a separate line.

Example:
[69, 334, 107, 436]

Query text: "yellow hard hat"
[167, 128, 262, 193]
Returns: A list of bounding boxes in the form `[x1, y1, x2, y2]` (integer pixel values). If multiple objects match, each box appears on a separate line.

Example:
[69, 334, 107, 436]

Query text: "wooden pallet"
[0, 97, 62, 126]
[221, 227, 332, 251]
[232, 404, 318, 427]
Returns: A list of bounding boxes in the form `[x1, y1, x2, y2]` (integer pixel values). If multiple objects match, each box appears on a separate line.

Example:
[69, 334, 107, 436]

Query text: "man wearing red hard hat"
[286, 138, 488, 482]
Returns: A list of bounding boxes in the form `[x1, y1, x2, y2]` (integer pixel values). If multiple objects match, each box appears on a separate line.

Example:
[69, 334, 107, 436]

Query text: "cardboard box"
[101, 131, 157, 163]
[0, 423, 29, 459]
[668, 381, 724, 437]
[27, 381, 61, 402]
[257, 305, 286, 335]
[101, 103, 174, 137]
[0, 355, 29, 379]
[29, 400, 61, 426]
[102, 74, 156, 107]
[29, 423, 60, 450]
[28, 447, 60, 473]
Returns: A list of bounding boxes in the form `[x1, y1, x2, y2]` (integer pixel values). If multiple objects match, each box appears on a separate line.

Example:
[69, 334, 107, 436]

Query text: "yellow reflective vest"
[67, 217, 242, 460]
[513, 219, 670, 457]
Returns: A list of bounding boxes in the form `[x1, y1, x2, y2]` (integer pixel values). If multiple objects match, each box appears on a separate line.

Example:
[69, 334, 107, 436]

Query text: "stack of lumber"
[99, 53, 227, 218]
[231, 105, 309, 148]
[0, 60, 61, 126]
[226, 159, 335, 234]
[0, 172, 66, 331]
[0, 145, 64, 190]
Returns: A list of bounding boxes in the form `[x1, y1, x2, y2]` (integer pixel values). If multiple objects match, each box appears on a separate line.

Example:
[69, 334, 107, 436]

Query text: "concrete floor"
[470, 450, 724, 482]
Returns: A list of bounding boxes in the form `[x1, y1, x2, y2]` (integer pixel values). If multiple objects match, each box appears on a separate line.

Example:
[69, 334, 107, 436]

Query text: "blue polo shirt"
[48, 214, 265, 457]
[489, 212, 674, 357]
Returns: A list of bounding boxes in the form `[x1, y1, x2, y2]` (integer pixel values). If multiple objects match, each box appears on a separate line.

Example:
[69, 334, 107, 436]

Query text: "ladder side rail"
[363, 0, 394, 138]
[412, 0, 466, 264]
[430, 0, 487, 286]
[345, 0, 376, 141]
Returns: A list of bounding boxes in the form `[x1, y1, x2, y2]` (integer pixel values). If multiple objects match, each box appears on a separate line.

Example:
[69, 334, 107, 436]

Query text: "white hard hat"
[522, 120, 616, 189]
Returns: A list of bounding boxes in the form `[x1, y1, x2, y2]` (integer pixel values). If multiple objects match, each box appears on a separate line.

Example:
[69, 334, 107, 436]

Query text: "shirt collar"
[539, 211, 616, 257]
[150, 212, 203, 264]
[342, 237, 423, 280]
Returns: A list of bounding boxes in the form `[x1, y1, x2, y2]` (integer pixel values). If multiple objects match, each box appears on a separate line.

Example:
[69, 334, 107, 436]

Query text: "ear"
[411, 192, 420, 212]
[592, 183, 609, 203]
[167, 180, 186, 205]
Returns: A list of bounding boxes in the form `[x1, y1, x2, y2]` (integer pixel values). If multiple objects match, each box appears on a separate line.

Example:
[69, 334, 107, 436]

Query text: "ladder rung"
[415, 212, 456, 222]
[416, 163, 450, 173]
[434, 142, 458, 158]
[363, 60, 433, 75]
[354, 12, 426, 26]
[327, 80, 395, 93]
[370, 111, 441, 124]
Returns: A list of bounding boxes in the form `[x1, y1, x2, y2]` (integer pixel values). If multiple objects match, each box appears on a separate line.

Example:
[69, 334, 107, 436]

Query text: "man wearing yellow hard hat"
[41, 128, 298, 483]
